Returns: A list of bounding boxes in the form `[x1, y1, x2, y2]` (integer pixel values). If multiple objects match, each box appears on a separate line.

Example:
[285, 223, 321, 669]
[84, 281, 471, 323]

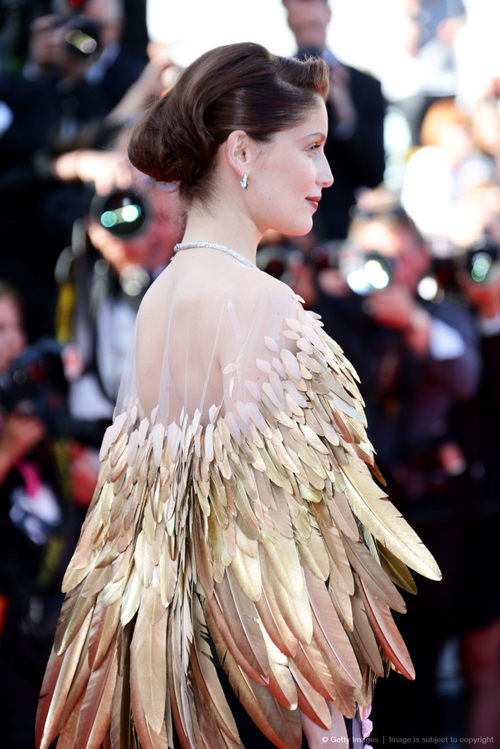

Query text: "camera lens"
[343, 250, 395, 295]
[63, 16, 101, 59]
[467, 250, 495, 283]
[463, 236, 500, 284]
[90, 189, 150, 239]
[65, 28, 98, 56]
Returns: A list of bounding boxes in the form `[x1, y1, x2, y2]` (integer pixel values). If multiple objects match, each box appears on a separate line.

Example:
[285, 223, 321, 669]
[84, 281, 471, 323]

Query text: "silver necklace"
[173, 241, 258, 269]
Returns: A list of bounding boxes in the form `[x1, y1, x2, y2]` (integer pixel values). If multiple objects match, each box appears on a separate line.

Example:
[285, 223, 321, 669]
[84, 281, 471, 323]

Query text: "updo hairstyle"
[128, 42, 329, 202]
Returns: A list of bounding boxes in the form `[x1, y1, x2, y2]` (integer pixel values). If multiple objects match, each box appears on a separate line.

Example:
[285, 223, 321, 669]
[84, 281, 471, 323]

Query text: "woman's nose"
[319, 153, 334, 188]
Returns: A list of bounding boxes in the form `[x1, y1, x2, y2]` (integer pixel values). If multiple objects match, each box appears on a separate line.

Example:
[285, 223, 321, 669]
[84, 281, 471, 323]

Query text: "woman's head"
[128, 42, 329, 203]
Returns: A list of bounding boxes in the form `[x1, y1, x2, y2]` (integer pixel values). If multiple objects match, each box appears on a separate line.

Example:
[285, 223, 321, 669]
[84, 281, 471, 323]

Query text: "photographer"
[443, 193, 500, 743]
[0, 282, 78, 749]
[321, 199, 479, 468]
[0, 0, 150, 342]
[55, 164, 184, 507]
[313, 194, 481, 741]
[282, 0, 386, 241]
[0, 0, 141, 168]
[22, 0, 146, 131]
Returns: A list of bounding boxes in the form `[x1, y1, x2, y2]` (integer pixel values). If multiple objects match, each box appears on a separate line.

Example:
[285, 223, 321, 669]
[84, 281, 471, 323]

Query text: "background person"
[442, 192, 500, 745]
[0, 282, 81, 749]
[57, 158, 185, 509]
[282, 0, 386, 241]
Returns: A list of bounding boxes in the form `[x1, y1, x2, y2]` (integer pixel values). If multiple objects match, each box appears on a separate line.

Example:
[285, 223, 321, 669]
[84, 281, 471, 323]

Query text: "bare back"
[129, 248, 300, 425]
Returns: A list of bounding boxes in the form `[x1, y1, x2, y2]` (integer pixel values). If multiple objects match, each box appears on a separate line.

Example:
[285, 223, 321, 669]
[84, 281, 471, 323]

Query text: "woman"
[36, 43, 440, 749]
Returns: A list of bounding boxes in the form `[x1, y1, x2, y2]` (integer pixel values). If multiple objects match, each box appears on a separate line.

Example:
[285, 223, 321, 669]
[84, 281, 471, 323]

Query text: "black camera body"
[44, 13, 101, 62]
[89, 188, 150, 239]
[340, 247, 396, 296]
[0, 339, 68, 421]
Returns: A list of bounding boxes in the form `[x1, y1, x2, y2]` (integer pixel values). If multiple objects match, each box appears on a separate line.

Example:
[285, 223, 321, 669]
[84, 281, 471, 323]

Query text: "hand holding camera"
[0, 338, 70, 439]
[339, 243, 432, 354]
[0, 413, 46, 485]
[27, 12, 101, 79]
[365, 285, 431, 354]
[364, 284, 426, 329]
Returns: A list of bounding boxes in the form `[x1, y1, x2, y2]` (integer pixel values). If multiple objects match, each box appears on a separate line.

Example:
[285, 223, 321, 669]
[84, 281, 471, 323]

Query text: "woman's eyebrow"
[300, 131, 327, 141]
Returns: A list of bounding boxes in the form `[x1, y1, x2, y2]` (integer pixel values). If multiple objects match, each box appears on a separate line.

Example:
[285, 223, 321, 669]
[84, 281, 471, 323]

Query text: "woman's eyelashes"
[307, 140, 325, 154]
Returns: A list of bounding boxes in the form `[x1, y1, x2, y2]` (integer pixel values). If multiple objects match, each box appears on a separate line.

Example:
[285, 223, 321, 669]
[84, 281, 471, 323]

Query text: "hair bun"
[128, 42, 329, 201]
[128, 87, 216, 189]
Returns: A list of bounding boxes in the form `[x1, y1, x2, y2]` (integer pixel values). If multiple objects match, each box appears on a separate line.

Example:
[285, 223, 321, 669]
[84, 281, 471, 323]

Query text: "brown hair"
[128, 42, 329, 201]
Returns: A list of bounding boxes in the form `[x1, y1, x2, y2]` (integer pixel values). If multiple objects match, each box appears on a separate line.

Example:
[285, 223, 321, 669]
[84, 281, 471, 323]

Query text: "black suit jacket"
[315, 64, 386, 240]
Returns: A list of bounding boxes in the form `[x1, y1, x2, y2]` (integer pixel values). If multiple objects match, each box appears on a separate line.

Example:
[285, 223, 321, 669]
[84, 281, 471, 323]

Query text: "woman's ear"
[224, 130, 253, 180]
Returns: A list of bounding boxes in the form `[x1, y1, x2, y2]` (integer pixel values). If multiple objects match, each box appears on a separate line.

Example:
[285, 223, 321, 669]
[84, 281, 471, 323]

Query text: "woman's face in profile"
[248, 99, 333, 236]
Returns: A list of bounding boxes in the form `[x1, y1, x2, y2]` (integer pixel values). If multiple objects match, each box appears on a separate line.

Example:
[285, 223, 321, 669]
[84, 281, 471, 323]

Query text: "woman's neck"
[181, 200, 261, 267]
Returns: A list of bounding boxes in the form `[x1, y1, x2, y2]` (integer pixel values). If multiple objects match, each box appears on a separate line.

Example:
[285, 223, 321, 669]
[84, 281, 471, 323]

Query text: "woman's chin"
[277, 219, 313, 237]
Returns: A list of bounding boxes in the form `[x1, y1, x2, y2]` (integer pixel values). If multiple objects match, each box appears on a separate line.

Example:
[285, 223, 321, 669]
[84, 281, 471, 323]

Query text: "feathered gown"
[36, 251, 441, 749]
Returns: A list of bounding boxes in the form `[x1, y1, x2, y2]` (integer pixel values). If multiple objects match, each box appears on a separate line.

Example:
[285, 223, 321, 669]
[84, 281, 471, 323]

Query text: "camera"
[462, 235, 500, 284]
[339, 247, 396, 296]
[0, 339, 68, 424]
[62, 14, 101, 61]
[89, 189, 150, 239]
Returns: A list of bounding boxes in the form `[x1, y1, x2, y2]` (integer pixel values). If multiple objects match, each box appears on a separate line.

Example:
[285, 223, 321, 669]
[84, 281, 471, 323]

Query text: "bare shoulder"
[136, 267, 172, 323]
[245, 269, 298, 309]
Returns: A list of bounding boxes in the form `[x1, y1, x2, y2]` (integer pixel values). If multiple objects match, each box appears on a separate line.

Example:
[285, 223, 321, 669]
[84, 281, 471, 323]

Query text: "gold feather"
[55, 693, 84, 749]
[290, 640, 337, 700]
[350, 589, 385, 678]
[130, 587, 168, 736]
[37, 607, 93, 749]
[108, 625, 136, 749]
[208, 610, 303, 749]
[258, 622, 297, 710]
[191, 595, 241, 745]
[342, 460, 441, 580]
[75, 633, 119, 749]
[295, 521, 330, 581]
[359, 578, 415, 680]
[376, 541, 418, 595]
[254, 577, 298, 658]
[304, 568, 361, 689]
[204, 586, 268, 686]
[343, 536, 406, 613]
[215, 569, 270, 680]
[293, 667, 332, 729]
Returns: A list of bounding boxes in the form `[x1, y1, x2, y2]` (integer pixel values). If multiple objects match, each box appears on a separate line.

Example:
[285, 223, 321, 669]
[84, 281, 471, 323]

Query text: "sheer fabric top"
[118, 247, 301, 429]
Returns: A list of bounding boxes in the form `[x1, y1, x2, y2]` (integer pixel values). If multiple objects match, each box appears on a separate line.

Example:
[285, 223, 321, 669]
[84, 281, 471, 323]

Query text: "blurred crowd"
[0, 0, 499, 747]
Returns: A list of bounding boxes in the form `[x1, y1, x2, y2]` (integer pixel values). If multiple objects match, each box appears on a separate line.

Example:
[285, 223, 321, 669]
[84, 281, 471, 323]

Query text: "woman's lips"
[306, 197, 321, 211]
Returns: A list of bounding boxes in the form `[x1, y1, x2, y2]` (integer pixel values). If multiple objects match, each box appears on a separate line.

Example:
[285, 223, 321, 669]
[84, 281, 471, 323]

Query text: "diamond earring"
[240, 173, 248, 190]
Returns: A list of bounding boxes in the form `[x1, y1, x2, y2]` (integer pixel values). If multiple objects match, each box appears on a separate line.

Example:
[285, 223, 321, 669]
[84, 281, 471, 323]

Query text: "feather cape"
[36, 296, 440, 749]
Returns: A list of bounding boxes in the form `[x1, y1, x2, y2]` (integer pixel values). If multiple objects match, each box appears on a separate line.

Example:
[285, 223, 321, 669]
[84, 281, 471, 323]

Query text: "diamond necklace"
[173, 241, 258, 269]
